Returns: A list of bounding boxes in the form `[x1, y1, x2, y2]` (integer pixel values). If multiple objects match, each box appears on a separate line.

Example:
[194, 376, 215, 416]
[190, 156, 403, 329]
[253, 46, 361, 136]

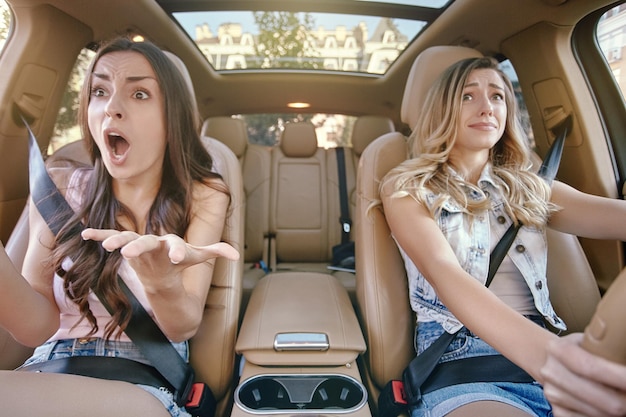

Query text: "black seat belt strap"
[335, 147, 351, 244]
[99, 278, 194, 404]
[24, 119, 193, 405]
[26, 119, 81, 238]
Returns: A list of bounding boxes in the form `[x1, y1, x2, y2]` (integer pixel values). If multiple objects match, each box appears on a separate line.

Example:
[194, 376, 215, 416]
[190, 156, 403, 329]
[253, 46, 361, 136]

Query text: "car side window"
[49, 47, 95, 155]
[0, 0, 12, 53]
[597, 5, 626, 101]
[499, 59, 535, 149]
[241, 113, 357, 148]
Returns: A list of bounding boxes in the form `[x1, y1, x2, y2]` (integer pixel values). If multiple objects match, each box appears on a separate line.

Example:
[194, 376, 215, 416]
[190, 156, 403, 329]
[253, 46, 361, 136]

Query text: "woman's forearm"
[434, 272, 557, 381]
[0, 242, 59, 347]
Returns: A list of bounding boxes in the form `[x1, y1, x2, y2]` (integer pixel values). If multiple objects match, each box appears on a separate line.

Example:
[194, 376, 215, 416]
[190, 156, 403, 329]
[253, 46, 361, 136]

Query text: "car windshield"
[169, 0, 452, 74]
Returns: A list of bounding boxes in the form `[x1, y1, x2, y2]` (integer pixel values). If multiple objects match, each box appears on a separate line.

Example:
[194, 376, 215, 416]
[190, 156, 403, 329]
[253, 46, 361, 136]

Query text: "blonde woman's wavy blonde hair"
[382, 57, 555, 228]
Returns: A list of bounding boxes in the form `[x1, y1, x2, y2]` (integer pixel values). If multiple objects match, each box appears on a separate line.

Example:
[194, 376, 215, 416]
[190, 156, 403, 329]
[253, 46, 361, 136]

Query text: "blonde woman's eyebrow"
[464, 81, 505, 91]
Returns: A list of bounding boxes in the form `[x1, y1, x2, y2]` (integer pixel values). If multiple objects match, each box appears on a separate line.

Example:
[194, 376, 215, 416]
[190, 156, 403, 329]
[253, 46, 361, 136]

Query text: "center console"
[232, 272, 370, 415]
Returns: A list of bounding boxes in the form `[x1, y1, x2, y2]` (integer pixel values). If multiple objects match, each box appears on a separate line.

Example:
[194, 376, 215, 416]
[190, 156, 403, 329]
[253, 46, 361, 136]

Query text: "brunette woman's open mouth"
[105, 130, 130, 163]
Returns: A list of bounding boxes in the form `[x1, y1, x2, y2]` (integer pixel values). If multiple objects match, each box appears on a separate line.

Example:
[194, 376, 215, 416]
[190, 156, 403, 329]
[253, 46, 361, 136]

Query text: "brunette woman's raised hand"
[82, 228, 239, 263]
[81, 228, 239, 294]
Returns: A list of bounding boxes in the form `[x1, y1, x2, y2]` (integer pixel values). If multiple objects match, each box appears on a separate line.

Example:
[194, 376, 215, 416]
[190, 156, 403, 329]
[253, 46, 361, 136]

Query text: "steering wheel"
[582, 267, 626, 365]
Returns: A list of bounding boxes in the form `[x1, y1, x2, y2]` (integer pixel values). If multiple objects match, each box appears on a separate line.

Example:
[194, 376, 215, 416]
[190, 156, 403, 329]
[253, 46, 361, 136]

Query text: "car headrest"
[280, 122, 318, 158]
[162, 50, 196, 104]
[401, 46, 483, 129]
[201, 116, 249, 158]
[351, 116, 395, 156]
[162, 50, 200, 131]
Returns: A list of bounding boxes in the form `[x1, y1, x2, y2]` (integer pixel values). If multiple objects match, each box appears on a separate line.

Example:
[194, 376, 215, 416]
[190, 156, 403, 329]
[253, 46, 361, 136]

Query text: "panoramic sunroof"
[355, 0, 448, 6]
[172, 10, 431, 74]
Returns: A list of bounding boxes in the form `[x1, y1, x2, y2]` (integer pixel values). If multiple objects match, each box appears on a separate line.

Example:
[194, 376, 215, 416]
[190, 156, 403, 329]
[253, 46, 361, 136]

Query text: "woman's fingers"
[198, 241, 240, 262]
[543, 334, 626, 417]
[82, 228, 141, 252]
[160, 236, 240, 264]
[83, 229, 239, 264]
[119, 235, 162, 259]
[81, 228, 118, 242]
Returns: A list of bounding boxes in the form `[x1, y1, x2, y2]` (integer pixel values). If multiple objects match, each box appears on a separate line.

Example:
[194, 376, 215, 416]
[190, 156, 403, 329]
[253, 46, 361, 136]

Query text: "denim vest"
[396, 165, 566, 333]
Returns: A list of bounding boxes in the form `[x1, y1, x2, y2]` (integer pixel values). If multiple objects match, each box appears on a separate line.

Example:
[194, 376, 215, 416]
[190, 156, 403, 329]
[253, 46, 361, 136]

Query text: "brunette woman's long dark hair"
[51, 37, 227, 338]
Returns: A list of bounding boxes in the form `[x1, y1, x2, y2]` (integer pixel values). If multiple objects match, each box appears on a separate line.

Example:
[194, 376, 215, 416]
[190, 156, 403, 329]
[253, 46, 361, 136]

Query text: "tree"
[244, 12, 318, 145]
[252, 11, 318, 69]
[53, 49, 93, 137]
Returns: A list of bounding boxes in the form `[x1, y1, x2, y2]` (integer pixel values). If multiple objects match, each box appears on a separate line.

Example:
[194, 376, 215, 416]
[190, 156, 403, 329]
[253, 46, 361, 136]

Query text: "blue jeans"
[410, 319, 553, 417]
[19, 338, 192, 417]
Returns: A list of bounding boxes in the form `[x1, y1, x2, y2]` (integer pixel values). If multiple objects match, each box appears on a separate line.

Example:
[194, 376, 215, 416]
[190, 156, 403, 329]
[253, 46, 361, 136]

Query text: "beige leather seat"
[201, 116, 271, 310]
[194, 137, 244, 415]
[269, 121, 330, 271]
[351, 116, 396, 158]
[0, 51, 244, 417]
[354, 45, 601, 410]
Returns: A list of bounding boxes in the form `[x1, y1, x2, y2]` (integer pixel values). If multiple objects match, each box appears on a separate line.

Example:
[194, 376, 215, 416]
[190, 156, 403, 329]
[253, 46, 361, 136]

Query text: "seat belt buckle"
[185, 382, 216, 417]
[377, 380, 408, 417]
[390, 380, 408, 405]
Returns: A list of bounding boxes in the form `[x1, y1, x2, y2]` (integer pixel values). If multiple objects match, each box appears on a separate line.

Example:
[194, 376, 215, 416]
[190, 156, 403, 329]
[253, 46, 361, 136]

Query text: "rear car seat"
[354, 45, 601, 410]
[207, 116, 396, 307]
[269, 121, 330, 271]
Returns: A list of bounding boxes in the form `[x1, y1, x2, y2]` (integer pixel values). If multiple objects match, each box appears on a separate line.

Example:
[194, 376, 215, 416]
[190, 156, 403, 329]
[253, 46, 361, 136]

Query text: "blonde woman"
[382, 57, 626, 417]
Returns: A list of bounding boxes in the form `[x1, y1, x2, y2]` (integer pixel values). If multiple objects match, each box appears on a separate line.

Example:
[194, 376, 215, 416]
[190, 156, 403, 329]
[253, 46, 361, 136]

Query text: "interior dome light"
[287, 102, 311, 109]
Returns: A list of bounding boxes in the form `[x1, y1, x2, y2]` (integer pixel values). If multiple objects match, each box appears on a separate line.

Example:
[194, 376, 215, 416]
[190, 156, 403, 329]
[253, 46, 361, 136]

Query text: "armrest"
[236, 272, 366, 366]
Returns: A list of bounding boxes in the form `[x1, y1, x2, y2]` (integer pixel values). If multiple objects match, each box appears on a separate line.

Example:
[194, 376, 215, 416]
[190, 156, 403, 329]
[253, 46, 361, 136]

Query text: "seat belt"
[335, 147, 351, 245]
[24, 118, 198, 407]
[378, 116, 571, 416]
[330, 147, 356, 270]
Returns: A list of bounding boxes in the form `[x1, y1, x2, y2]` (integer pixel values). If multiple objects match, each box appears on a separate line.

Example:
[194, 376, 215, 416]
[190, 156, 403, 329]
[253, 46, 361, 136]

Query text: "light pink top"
[48, 168, 155, 342]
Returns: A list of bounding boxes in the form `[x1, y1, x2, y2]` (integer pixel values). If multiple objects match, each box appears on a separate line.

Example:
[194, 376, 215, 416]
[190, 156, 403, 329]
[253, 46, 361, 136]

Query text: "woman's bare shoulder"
[46, 166, 92, 198]
[191, 178, 230, 218]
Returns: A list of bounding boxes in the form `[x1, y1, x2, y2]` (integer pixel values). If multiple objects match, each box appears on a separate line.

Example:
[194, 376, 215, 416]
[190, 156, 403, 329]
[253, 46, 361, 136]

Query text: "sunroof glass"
[173, 10, 427, 74]
[355, 0, 449, 7]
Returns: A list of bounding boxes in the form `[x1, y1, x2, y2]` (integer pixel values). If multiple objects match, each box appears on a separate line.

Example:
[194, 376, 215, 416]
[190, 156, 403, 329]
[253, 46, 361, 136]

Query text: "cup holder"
[235, 374, 368, 414]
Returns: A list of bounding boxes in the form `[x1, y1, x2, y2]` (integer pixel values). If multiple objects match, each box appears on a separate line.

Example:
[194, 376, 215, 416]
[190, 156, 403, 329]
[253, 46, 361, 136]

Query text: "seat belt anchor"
[340, 217, 352, 233]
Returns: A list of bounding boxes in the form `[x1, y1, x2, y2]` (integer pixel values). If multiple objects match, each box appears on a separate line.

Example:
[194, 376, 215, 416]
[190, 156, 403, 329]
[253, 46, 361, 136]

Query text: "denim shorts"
[410, 319, 553, 417]
[19, 338, 192, 417]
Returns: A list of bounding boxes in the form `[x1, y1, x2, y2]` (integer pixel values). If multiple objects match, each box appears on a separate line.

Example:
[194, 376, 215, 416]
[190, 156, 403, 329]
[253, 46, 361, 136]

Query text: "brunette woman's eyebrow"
[92, 73, 155, 83]
[126, 76, 156, 82]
